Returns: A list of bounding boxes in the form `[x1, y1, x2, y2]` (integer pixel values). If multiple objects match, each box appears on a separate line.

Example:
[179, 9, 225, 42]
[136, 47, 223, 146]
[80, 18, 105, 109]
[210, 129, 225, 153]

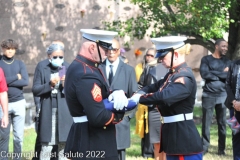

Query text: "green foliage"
[104, 0, 236, 44]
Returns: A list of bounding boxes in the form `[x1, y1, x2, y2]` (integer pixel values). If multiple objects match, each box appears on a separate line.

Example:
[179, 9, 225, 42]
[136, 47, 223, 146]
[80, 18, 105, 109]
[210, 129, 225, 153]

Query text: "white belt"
[73, 116, 88, 123]
[161, 113, 193, 124]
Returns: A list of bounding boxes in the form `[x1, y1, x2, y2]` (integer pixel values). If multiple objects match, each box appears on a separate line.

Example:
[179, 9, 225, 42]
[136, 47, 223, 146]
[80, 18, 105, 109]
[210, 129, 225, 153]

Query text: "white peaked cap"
[80, 29, 118, 49]
[151, 36, 187, 58]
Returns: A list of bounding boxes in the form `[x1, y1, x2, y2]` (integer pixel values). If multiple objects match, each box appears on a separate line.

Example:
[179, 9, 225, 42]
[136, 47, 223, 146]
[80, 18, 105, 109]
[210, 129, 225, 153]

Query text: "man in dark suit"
[99, 39, 138, 160]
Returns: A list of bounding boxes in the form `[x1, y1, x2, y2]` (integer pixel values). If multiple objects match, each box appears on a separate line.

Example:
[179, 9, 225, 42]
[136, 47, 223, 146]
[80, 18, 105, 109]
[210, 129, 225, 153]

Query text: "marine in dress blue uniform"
[131, 36, 203, 160]
[64, 29, 128, 160]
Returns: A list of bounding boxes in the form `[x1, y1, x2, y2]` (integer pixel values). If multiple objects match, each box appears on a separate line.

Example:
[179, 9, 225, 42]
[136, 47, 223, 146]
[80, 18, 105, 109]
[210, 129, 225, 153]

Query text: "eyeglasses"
[52, 56, 63, 59]
[111, 48, 119, 52]
[146, 54, 154, 57]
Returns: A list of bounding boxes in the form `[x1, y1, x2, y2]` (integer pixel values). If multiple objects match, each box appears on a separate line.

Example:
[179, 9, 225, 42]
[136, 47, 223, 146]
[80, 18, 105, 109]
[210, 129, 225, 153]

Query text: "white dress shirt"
[106, 58, 119, 79]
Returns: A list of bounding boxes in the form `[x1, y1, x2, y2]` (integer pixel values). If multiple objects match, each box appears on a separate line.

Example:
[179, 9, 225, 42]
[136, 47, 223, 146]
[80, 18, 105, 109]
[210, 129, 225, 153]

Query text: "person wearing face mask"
[0, 39, 29, 160]
[32, 40, 65, 160]
[32, 42, 72, 160]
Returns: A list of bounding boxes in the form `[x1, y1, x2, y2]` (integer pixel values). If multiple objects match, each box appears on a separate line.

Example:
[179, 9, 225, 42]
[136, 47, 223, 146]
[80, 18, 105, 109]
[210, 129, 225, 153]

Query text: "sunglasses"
[52, 56, 63, 59]
[146, 54, 154, 57]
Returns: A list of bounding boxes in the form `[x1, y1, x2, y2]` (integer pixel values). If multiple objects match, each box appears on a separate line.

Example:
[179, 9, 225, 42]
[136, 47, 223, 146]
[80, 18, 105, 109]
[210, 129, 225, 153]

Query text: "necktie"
[109, 65, 113, 85]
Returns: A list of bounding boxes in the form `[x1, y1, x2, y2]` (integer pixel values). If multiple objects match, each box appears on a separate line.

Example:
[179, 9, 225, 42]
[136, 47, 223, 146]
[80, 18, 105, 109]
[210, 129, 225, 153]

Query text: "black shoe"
[218, 150, 226, 156]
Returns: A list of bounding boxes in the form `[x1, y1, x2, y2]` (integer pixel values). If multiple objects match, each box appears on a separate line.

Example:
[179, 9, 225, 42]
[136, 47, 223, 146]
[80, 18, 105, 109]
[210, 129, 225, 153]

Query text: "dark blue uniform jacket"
[64, 55, 120, 160]
[138, 62, 203, 155]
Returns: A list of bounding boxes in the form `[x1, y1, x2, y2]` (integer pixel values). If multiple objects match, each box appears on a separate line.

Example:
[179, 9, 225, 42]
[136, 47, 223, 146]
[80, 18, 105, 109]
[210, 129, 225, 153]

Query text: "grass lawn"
[7, 106, 233, 160]
[126, 106, 233, 160]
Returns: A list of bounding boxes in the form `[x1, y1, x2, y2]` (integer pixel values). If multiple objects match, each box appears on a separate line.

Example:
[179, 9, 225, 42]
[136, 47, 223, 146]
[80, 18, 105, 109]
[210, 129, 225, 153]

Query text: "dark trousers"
[233, 130, 240, 160]
[233, 112, 240, 160]
[118, 149, 126, 160]
[202, 96, 226, 152]
[141, 132, 154, 158]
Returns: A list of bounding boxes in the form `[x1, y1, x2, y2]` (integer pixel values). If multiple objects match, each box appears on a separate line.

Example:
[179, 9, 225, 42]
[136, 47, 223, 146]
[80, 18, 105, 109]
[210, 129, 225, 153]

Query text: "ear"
[88, 43, 95, 55]
[174, 52, 179, 58]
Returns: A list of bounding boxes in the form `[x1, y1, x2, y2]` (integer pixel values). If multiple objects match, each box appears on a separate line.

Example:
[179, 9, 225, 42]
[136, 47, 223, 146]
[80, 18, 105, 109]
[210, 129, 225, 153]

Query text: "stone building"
[0, 0, 208, 94]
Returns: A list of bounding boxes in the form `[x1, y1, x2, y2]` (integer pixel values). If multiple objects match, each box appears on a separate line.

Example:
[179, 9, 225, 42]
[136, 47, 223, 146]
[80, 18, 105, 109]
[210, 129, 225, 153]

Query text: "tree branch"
[180, 32, 215, 53]
[185, 38, 214, 53]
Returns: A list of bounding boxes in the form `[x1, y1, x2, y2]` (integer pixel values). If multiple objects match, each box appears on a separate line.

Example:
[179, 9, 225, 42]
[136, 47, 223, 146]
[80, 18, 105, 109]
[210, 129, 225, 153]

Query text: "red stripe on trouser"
[179, 155, 184, 160]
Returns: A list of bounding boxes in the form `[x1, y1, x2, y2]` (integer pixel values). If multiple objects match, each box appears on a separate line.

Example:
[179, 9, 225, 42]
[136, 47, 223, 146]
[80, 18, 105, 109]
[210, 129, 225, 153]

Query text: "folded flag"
[103, 99, 137, 112]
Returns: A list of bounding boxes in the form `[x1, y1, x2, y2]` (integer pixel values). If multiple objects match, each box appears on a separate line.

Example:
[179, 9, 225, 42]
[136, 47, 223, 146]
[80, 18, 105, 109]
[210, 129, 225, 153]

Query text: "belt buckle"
[160, 116, 164, 124]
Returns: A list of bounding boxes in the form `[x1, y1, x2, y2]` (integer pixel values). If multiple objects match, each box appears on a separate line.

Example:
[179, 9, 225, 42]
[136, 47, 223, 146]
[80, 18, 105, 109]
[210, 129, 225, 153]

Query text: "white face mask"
[50, 57, 64, 68]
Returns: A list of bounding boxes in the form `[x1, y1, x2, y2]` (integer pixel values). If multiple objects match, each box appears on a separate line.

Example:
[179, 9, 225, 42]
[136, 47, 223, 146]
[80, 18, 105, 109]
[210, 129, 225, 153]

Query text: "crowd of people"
[0, 30, 239, 160]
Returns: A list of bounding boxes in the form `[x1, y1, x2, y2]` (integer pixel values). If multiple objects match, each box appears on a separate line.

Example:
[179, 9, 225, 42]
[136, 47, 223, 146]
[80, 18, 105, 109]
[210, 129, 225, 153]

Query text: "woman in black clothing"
[32, 42, 72, 160]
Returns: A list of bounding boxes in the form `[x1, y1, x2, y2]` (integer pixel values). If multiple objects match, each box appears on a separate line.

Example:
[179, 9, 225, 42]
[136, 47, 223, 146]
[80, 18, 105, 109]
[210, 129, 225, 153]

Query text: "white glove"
[108, 90, 128, 110]
[130, 93, 142, 104]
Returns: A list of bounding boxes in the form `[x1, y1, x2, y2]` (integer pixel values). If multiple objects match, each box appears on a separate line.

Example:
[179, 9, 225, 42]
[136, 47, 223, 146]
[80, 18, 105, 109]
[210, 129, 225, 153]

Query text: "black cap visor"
[83, 36, 112, 50]
[155, 48, 174, 58]
[98, 40, 112, 50]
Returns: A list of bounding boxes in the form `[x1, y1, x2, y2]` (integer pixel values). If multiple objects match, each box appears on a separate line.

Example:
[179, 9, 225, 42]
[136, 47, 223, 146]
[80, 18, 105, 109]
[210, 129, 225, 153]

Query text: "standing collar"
[75, 55, 99, 68]
[172, 62, 187, 73]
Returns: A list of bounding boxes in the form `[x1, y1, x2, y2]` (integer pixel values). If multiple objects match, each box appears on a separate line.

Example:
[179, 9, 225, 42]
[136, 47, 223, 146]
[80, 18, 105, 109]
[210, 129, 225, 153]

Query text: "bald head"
[112, 39, 120, 49]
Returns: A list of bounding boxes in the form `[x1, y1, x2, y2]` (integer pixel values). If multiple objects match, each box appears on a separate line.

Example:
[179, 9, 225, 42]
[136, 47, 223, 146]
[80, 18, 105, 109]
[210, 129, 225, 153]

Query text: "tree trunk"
[228, 0, 240, 60]
[234, 25, 240, 59]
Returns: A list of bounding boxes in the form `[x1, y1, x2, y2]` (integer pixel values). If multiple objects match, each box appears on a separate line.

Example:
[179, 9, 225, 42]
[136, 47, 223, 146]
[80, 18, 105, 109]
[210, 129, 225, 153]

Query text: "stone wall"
[0, 0, 207, 92]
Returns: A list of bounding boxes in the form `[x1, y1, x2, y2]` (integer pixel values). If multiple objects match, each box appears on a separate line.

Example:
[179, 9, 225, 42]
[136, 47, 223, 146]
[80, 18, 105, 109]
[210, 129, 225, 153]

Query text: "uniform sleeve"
[75, 75, 114, 127]
[0, 68, 8, 92]
[200, 57, 219, 81]
[8, 61, 29, 87]
[139, 76, 193, 106]
[138, 78, 163, 95]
